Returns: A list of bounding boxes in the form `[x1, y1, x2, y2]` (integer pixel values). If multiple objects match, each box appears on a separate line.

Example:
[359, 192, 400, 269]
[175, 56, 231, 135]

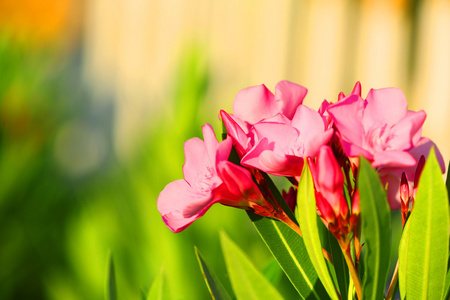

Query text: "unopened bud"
[400, 172, 410, 207]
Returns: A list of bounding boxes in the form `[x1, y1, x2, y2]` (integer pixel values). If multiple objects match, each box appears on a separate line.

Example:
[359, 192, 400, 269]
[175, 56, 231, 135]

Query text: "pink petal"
[258, 150, 304, 176]
[363, 88, 408, 129]
[274, 80, 308, 119]
[253, 122, 299, 153]
[291, 105, 326, 135]
[233, 84, 278, 124]
[372, 151, 416, 169]
[328, 95, 365, 147]
[302, 129, 334, 158]
[409, 137, 446, 173]
[220, 110, 251, 156]
[202, 124, 220, 166]
[379, 174, 402, 210]
[351, 81, 362, 96]
[182, 137, 212, 186]
[216, 160, 262, 204]
[386, 110, 426, 151]
[157, 180, 215, 232]
[340, 139, 374, 159]
[216, 137, 232, 164]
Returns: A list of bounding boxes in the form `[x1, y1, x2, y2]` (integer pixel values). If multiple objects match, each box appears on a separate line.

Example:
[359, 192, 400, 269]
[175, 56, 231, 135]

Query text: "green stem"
[340, 241, 362, 300]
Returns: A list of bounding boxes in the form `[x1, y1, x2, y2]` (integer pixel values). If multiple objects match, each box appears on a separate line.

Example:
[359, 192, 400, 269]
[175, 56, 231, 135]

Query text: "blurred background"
[0, 0, 449, 298]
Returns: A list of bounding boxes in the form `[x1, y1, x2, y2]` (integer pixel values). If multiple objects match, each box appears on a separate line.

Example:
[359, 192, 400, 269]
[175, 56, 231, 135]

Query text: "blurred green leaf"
[220, 231, 284, 300]
[296, 164, 339, 300]
[358, 157, 391, 300]
[195, 247, 233, 300]
[401, 148, 449, 300]
[146, 266, 165, 300]
[105, 251, 117, 300]
[247, 212, 328, 299]
[262, 258, 283, 286]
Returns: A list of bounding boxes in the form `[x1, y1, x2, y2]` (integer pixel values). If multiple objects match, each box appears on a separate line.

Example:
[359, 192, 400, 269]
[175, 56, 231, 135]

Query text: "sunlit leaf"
[220, 231, 284, 300]
[248, 212, 329, 299]
[146, 266, 165, 300]
[401, 148, 449, 300]
[296, 164, 340, 300]
[358, 157, 391, 300]
[262, 257, 283, 286]
[398, 219, 411, 300]
[195, 247, 233, 300]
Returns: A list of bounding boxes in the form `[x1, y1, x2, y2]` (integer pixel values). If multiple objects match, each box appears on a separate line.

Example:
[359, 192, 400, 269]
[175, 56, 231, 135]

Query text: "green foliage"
[105, 252, 117, 300]
[247, 212, 328, 299]
[358, 157, 391, 300]
[146, 266, 166, 300]
[296, 163, 339, 300]
[398, 148, 449, 300]
[195, 247, 233, 300]
[220, 232, 285, 300]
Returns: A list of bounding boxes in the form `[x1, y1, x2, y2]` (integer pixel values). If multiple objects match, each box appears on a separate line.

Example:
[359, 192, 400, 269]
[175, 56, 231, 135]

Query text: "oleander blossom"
[157, 124, 267, 232]
[221, 81, 308, 157]
[327, 85, 425, 169]
[240, 105, 333, 178]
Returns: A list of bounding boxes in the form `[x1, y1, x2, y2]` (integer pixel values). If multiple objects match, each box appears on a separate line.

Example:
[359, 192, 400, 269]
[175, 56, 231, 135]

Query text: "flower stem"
[385, 260, 399, 300]
[340, 241, 362, 300]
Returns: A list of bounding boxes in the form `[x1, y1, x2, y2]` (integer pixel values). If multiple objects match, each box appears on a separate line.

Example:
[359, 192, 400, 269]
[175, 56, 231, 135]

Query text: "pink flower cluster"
[157, 81, 445, 233]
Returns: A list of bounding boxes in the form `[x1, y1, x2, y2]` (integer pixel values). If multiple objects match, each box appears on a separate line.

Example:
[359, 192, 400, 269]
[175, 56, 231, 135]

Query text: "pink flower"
[157, 124, 266, 232]
[220, 81, 308, 158]
[233, 80, 308, 124]
[308, 145, 349, 230]
[377, 137, 445, 209]
[240, 105, 333, 177]
[327, 85, 426, 169]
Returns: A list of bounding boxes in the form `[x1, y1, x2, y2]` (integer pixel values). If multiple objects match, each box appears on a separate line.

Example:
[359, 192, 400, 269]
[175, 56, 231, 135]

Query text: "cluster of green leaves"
[192, 149, 450, 299]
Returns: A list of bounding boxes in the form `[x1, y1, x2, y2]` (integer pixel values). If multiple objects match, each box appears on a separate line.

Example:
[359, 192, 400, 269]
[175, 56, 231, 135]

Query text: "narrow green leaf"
[402, 148, 449, 300]
[358, 157, 391, 300]
[146, 266, 165, 300]
[325, 227, 349, 297]
[443, 257, 450, 300]
[195, 247, 233, 300]
[105, 251, 117, 300]
[296, 164, 339, 300]
[398, 219, 411, 300]
[248, 212, 329, 299]
[220, 231, 285, 300]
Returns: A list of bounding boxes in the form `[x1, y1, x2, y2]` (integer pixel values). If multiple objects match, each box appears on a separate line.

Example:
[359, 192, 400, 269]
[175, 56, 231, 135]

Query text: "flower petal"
[233, 84, 277, 124]
[385, 110, 426, 150]
[274, 80, 308, 119]
[372, 150, 416, 169]
[363, 87, 408, 129]
[157, 180, 215, 232]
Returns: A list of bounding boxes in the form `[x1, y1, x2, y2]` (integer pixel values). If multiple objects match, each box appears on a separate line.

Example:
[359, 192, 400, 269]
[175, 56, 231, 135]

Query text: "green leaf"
[248, 212, 329, 299]
[262, 257, 283, 286]
[401, 148, 449, 300]
[443, 256, 450, 300]
[105, 251, 117, 300]
[220, 231, 285, 300]
[296, 163, 340, 300]
[358, 157, 391, 300]
[398, 219, 411, 300]
[146, 266, 165, 300]
[323, 225, 349, 297]
[195, 247, 233, 300]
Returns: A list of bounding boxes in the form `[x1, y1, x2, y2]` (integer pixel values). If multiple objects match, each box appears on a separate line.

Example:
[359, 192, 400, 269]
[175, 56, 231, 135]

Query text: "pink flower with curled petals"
[221, 81, 308, 158]
[157, 124, 268, 232]
[241, 105, 333, 178]
[233, 80, 308, 124]
[327, 85, 426, 170]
